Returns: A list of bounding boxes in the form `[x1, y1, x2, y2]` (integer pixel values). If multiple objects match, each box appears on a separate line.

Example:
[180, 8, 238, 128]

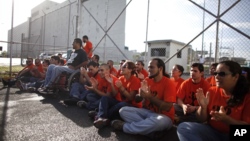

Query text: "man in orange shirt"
[175, 63, 210, 124]
[116, 59, 125, 78]
[82, 35, 93, 59]
[135, 60, 148, 81]
[170, 64, 185, 91]
[107, 60, 118, 77]
[206, 63, 218, 87]
[111, 58, 176, 139]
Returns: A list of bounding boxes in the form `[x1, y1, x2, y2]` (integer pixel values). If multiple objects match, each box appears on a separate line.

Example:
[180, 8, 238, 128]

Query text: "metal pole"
[42, 10, 46, 53]
[67, 0, 72, 50]
[9, 0, 14, 77]
[214, 0, 221, 63]
[144, 0, 150, 64]
[201, 0, 205, 57]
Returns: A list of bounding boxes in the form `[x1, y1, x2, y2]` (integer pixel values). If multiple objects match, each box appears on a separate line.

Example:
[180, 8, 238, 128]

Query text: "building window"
[177, 49, 182, 58]
[151, 48, 166, 56]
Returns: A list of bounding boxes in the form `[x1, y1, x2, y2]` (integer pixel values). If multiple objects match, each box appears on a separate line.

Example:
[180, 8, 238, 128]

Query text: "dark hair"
[51, 55, 60, 63]
[82, 35, 88, 40]
[125, 61, 137, 76]
[211, 63, 219, 68]
[43, 59, 50, 65]
[175, 64, 184, 76]
[191, 63, 204, 72]
[220, 61, 249, 107]
[93, 54, 100, 62]
[152, 58, 170, 78]
[87, 61, 99, 68]
[241, 67, 250, 83]
[27, 57, 33, 62]
[136, 60, 145, 66]
[74, 38, 82, 47]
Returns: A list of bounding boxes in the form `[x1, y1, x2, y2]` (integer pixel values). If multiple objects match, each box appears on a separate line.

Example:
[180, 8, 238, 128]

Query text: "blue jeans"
[177, 122, 229, 141]
[97, 96, 130, 120]
[44, 64, 56, 87]
[119, 106, 173, 135]
[174, 104, 199, 123]
[86, 92, 102, 110]
[70, 82, 89, 100]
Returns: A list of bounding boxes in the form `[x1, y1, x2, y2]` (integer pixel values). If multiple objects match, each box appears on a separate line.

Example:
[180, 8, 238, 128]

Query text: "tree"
[1, 51, 7, 57]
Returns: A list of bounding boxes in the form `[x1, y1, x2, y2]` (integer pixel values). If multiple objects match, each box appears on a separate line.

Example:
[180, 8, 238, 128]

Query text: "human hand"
[115, 80, 122, 88]
[80, 67, 87, 76]
[139, 80, 151, 99]
[105, 74, 113, 83]
[137, 72, 145, 80]
[196, 88, 209, 108]
[210, 106, 227, 121]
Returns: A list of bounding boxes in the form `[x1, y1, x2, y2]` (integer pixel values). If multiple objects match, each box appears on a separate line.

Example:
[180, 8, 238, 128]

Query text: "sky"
[0, 0, 249, 60]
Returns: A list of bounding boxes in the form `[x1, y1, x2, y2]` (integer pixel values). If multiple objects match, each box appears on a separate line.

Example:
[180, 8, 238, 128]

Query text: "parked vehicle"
[39, 53, 53, 60]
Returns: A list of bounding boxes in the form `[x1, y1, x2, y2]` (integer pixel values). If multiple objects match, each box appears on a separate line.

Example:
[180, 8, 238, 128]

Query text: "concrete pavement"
[0, 83, 179, 141]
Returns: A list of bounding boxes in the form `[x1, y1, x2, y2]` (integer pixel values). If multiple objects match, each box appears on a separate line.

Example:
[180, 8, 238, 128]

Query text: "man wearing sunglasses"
[174, 63, 210, 124]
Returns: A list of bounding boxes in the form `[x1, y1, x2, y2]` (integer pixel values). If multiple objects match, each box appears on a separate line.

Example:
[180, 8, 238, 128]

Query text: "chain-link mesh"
[0, 0, 249, 79]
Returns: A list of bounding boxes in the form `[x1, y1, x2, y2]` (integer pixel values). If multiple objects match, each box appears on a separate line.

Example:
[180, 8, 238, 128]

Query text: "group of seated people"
[7, 38, 250, 140]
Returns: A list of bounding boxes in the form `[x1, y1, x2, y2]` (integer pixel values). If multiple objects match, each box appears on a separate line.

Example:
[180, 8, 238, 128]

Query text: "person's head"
[50, 55, 60, 65]
[107, 60, 114, 69]
[59, 59, 65, 66]
[72, 38, 82, 49]
[148, 58, 169, 79]
[171, 64, 184, 78]
[42, 59, 50, 67]
[121, 60, 136, 76]
[190, 63, 204, 81]
[87, 61, 99, 75]
[119, 59, 126, 68]
[215, 60, 249, 107]
[34, 59, 41, 66]
[91, 54, 100, 63]
[209, 63, 219, 75]
[241, 67, 250, 82]
[82, 35, 89, 43]
[135, 60, 145, 72]
[99, 63, 110, 78]
[58, 53, 62, 58]
[26, 57, 33, 66]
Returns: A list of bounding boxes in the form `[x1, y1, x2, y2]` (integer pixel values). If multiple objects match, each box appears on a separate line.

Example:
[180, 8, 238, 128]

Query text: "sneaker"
[77, 101, 87, 108]
[93, 118, 110, 129]
[111, 119, 124, 131]
[88, 110, 97, 119]
[63, 97, 79, 106]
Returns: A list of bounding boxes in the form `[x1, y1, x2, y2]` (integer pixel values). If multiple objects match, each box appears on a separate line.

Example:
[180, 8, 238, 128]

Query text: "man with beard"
[82, 35, 93, 60]
[111, 58, 176, 140]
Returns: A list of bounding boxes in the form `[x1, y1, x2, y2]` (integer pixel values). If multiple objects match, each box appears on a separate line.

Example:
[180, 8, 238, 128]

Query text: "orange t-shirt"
[36, 64, 44, 73]
[143, 77, 176, 121]
[18, 64, 34, 75]
[140, 69, 149, 78]
[117, 69, 122, 78]
[207, 87, 250, 133]
[206, 76, 216, 87]
[177, 78, 210, 106]
[97, 74, 121, 101]
[119, 75, 141, 108]
[171, 77, 185, 92]
[83, 40, 93, 58]
[110, 67, 118, 77]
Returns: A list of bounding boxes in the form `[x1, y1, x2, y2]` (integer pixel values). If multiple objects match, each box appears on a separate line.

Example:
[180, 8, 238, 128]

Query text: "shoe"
[111, 119, 124, 131]
[93, 118, 110, 129]
[27, 87, 36, 92]
[77, 101, 87, 108]
[88, 110, 97, 119]
[63, 97, 79, 106]
[38, 87, 49, 93]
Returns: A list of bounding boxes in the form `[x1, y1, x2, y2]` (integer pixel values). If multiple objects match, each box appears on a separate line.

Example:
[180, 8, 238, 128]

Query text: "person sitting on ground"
[170, 64, 185, 91]
[59, 58, 65, 66]
[82, 35, 93, 60]
[177, 60, 250, 141]
[135, 60, 148, 81]
[111, 58, 176, 140]
[58, 53, 66, 65]
[206, 63, 219, 87]
[116, 60, 126, 78]
[63, 61, 100, 106]
[39, 38, 88, 91]
[91, 54, 99, 63]
[107, 60, 118, 77]
[92, 61, 141, 129]
[77, 63, 120, 112]
[174, 63, 210, 124]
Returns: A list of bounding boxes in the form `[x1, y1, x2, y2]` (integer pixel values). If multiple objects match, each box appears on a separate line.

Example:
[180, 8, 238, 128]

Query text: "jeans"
[44, 64, 56, 87]
[119, 106, 173, 135]
[86, 92, 102, 110]
[70, 82, 88, 99]
[97, 96, 130, 120]
[177, 122, 229, 141]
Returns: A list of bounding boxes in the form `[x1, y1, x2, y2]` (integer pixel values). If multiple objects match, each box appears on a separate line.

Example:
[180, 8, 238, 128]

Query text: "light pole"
[53, 35, 57, 54]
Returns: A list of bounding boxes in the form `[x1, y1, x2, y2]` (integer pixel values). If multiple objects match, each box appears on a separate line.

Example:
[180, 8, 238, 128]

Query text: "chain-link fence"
[0, 0, 249, 79]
